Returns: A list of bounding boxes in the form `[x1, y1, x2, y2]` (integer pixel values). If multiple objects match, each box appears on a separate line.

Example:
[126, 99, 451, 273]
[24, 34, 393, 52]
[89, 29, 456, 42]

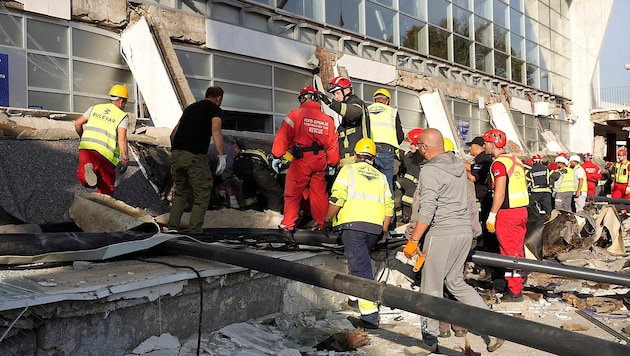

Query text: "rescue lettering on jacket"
[303, 117, 330, 135]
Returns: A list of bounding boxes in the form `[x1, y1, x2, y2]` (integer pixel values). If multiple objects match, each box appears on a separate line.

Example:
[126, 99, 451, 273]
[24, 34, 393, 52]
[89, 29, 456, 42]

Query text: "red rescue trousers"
[495, 207, 528, 295]
[611, 182, 630, 199]
[77, 149, 116, 196]
[280, 153, 328, 230]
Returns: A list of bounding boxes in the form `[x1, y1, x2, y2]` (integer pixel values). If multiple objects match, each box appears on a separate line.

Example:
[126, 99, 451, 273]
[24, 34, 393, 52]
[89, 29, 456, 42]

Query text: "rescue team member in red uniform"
[319, 76, 370, 168]
[581, 152, 602, 197]
[611, 147, 630, 199]
[483, 129, 529, 303]
[272, 86, 340, 241]
[74, 84, 130, 196]
[323, 138, 393, 330]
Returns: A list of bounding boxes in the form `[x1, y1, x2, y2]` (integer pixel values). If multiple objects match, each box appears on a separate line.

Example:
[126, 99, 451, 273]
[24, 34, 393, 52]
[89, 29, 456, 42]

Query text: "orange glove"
[403, 240, 419, 258]
[486, 212, 497, 233]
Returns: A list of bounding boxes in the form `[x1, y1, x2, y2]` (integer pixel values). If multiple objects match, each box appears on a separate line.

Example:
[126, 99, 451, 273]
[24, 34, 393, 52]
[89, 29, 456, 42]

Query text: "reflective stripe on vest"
[493, 154, 529, 208]
[368, 103, 398, 148]
[403, 173, 418, 184]
[78, 103, 126, 166]
[614, 162, 630, 184]
[332, 162, 389, 226]
[557, 168, 576, 193]
[574, 165, 588, 192]
[241, 149, 269, 166]
[529, 164, 551, 192]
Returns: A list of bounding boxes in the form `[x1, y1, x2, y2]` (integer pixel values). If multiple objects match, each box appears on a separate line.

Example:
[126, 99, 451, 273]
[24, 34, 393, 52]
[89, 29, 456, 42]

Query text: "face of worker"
[468, 143, 483, 157]
[332, 89, 344, 102]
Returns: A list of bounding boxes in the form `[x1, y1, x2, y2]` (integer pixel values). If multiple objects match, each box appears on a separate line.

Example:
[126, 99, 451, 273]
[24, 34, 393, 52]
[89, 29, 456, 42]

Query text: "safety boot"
[84, 163, 97, 188]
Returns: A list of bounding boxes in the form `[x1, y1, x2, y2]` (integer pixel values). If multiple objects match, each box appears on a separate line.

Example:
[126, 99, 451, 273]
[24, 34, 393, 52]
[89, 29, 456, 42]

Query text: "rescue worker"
[233, 143, 284, 213]
[483, 129, 529, 303]
[322, 138, 394, 330]
[168, 86, 226, 233]
[464, 136, 495, 251]
[397, 128, 425, 223]
[74, 84, 130, 196]
[272, 86, 340, 241]
[611, 147, 630, 199]
[582, 152, 603, 197]
[526, 154, 553, 215]
[549, 155, 575, 212]
[403, 128, 503, 353]
[208, 138, 239, 209]
[569, 155, 587, 213]
[367, 88, 404, 198]
[319, 76, 370, 168]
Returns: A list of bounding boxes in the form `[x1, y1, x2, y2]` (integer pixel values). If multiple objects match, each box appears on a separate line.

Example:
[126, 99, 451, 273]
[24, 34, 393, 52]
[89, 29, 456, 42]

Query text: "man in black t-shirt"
[168, 86, 226, 233]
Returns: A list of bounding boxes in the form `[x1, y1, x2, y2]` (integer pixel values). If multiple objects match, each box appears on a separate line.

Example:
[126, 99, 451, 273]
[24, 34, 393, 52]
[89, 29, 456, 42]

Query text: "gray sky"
[599, 0, 630, 88]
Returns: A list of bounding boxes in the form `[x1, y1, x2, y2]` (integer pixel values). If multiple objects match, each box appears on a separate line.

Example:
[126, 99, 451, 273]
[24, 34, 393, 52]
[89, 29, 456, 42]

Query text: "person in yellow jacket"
[322, 137, 394, 330]
[74, 84, 130, 196]
[549, 155, 575, 212]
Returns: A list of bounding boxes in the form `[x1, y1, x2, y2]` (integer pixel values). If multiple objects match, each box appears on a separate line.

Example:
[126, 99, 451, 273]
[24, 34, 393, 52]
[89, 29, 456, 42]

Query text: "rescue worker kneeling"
[323, 138, 394, 329]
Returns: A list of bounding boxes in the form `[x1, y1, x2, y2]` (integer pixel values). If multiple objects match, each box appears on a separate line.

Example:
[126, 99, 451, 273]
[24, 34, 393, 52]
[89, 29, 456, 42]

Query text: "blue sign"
[0, 54, 7, 107]
[457, 118, 470, 143]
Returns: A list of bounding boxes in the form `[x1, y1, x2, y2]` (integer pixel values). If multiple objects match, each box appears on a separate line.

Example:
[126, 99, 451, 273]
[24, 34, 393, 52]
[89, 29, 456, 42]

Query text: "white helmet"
[569, 155, 581, 163]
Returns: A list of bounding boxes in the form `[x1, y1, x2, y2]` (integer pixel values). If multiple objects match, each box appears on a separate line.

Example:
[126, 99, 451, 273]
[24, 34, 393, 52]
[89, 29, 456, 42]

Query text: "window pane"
[511, 33, 524, 59]
[428, 25, 449, 61]
[186, 78, 212, 100]
[398, 91, 420, 110]
[527, 64, 538, 87]
[28, 54, 68, 90]
[274, 67, 311, 91]
[400, 15, 426, 53]
[399, 108, 425, 129]
[275, 90, 297, 115]
[512, 57, 525, 84]
[400, 0, 425, 20]
[325, 0, 361, 33]
[27, 19, 68, 54]
[526, 40, 538, 65]
[494, 25, 507, 52]
[214, 55, 271, 86]
[475, 0, 492, 20]
[525, 18, 537, 41]
[73, 61, 132, 97]
[28, 91, 69, 111]
[176, 50, 210, 77]
[453, 6, 472, 38]
[428, 0, 449, 29]
[453, 101, 470, 116]
[0, 13, 23, 47]
[495, 51, 508, 78]
[453, 35, 472, 67]
[493, 0, 508, 28]
[510, 8, 523, 35]
[366, 2, 395, 43]
[474, 16, 493, 47]
[215, 81, 272, 112]
[453, 0, 472, 11]
[277, 0, 317, 20]
[475, 43, 492, 73]
[72, 28, 124, 65]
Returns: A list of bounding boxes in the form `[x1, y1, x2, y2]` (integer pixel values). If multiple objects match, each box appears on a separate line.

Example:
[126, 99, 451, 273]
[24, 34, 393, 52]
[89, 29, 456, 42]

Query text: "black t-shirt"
[172, 100, 224, 154]
[471, 151, 493, 200]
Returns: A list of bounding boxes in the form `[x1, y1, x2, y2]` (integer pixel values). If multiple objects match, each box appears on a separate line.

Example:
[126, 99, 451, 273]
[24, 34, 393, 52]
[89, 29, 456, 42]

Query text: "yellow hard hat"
[373, 88, 391, 100]
[443, 137, 455, 152]
[354, 137, 377, 157]
[109, 84, 129, 99]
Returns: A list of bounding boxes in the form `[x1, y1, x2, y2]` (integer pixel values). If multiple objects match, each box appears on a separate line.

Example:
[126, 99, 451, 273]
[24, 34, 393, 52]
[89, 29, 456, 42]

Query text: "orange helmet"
[482, 129, 506, 148]
[298, 85, 318, 102]
[405, 128, 423, 145]
[532, 154, 542, 162]
[327, 76, 352, 93]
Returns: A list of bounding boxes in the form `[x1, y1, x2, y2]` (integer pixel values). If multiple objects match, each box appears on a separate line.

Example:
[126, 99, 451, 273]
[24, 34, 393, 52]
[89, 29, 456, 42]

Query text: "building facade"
[0, 0, 615, 153]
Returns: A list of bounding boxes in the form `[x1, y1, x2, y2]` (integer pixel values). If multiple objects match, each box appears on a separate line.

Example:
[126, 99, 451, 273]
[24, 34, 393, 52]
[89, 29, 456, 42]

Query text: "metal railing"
[593, 86, 630, 109]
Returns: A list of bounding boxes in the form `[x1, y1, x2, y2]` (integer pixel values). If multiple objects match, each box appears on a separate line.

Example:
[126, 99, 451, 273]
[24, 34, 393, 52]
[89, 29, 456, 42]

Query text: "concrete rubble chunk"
[131, 333, 181, 355]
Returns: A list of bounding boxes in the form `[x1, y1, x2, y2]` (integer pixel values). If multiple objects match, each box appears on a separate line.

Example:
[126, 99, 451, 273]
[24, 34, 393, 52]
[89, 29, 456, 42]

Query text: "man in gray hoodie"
[403, 128, 503, 354]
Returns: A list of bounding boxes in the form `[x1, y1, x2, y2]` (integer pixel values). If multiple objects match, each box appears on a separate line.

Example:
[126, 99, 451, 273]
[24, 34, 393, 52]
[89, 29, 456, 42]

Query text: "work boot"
[438, 330, 451, 338]
[501, 292, 524, 303]
[487, 336, 505, 352]
[347, 315, 379, 330]
[454, 329, 467, 337]
[281, 228, 296, 244]
[84, 163, 97, 188]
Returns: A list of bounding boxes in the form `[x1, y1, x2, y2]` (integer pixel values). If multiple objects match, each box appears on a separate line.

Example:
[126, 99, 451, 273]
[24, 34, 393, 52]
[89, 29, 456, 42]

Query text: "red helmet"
[327, 76, 352, 93]
[298, 85, 318, 102]
[558, 152, 568, 158]
[532, 154, 542, 162]
[405, 128, 424, 145]
[584, 152, 593, 160]
[618, 148, 627, 157]
[482, 129, 507, 148]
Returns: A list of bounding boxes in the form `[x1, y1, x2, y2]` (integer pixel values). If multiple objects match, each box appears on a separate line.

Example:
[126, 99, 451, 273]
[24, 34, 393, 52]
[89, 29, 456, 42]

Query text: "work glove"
[271, 158, 282, 174]
[322, 219, 333, 237]
[117, 159, 129, 174]
[216, 155, 227, 176]
[486, 212, 497, 234]
[379, 230, 391, 244]
[318, 91, 332, 105]
[403, 240, 419, 258]
[326, 165, 336, 176]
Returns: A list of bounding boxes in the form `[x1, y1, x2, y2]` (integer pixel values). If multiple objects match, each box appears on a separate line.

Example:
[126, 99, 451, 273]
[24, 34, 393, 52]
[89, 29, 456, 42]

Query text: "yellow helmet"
[443, 137, 455, 152]
[354, 137, 377, 157]
[109, 84, 129, 99]
[373, 88, 391, 100]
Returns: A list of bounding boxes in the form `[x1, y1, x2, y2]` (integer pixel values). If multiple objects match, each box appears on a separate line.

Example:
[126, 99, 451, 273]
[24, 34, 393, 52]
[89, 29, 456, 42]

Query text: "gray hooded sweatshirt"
[415, 151, 473, 237]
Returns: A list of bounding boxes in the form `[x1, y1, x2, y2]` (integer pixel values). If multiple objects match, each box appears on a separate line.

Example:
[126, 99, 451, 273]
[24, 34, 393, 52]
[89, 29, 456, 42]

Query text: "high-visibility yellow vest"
[78, 103, 127, 165]
[614, 161, 630, 184]
[367, 103, 398, 148]
[573, 164, 587, 193]
[556, 167, 576, 193]
[492, 154, 529, 209]
[330, 161, 394, 229]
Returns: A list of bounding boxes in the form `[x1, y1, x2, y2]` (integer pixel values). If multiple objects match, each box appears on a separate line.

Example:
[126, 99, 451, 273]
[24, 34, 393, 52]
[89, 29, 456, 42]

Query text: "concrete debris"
[561, 322, 590, 331]
[69, 193, 158, 233]
[130, 332, 180, 355]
